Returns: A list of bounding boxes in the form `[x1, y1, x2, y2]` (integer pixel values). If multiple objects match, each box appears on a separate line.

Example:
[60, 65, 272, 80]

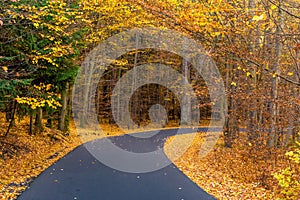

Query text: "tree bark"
[35, 107, 43, 133]
[5, 100, 17, 136]
[58, 82, 69, 132]
[268, 0, 284, 147]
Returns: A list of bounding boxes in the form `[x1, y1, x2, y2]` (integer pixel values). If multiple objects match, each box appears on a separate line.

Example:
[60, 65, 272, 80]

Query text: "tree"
[0, 0, 84, 134]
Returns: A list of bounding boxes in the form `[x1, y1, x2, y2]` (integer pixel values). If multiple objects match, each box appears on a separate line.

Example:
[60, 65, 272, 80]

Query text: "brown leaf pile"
[164, 132, 289, 199]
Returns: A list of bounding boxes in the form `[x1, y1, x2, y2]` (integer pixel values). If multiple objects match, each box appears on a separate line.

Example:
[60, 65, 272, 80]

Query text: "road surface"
[18, 128, 220, 200]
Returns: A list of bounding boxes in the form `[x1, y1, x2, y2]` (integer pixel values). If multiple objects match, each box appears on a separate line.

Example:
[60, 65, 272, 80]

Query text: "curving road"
[18, 128, 221, 200]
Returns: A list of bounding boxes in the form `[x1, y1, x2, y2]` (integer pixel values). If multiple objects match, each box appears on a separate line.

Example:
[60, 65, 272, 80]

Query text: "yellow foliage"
[252, 13, 267, 21]
[15, 83, 61, 110]
[2, 66, 8, 72]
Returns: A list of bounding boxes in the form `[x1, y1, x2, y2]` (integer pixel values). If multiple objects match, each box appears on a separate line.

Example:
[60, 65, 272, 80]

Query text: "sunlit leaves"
[252, 13, 267, 21]
[133, 0, 230, 39]
[273, 134, 300, 199]
[1, 0, 82, 69]
[2, 66, 8, 72]
[78, 0, 155, 47]
[15, 83, 61, 110]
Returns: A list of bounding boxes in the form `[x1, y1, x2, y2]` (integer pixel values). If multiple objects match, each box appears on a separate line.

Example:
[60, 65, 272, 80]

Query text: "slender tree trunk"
[116, 68, 121, 124]
[58, 82, 69, 132]
[268, 1, 284, 147]
[5, 101, 14, 122]
[224, 93, 233, 148]
[181, 40, 191, 126]
[30, 111, 34, 135]
[5, 100, 17, 136]
[81, 54, 95, 127]
[247, 0, 263, 144]
[294, 25, 300, 140]
[35, 107, 43, 133]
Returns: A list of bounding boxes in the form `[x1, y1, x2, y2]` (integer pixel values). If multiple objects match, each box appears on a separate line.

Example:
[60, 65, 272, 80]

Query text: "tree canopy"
[0, 0, 299, 199]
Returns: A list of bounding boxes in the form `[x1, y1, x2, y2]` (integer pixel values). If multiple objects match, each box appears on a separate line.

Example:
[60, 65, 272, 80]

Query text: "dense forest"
[0, 0, 299, 199]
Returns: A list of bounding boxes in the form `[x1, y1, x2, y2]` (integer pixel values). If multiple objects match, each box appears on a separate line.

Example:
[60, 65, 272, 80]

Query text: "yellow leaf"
[287, 72, 293, 76]
[271, 5, 277, 10]
[231, 82, 237, 87]
[253, 13, 266, 21]
[213, 32, 221, 37]
[2, 66, 8, 72]
[265, 64, 269, 70]
[33, 23, 39, 28]
[252, 15, 260, 21]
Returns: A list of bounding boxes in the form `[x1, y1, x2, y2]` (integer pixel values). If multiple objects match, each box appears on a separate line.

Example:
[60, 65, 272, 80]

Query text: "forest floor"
[0, 114, 288, 199]
[164, 133, 288, 199]
[0, 114, 82, 200]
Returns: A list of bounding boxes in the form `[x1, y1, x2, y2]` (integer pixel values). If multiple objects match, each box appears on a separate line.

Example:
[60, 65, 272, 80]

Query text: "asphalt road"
[18, 128, 220, 200]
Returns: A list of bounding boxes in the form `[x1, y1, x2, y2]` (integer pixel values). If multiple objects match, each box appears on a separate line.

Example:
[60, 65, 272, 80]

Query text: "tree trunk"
[80, 54, 95, 127]
[181, 41, 191, 126]
[30, 112, 34, 135]
[294, 25, 300, 141]
[35, 107, 43, 133]
[5, 100, 17, 136]
[5, 101, 14, 122]
[58, 82, 69, 132]
[268, 0, 284, 147]
[247, 0, 260, 144]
